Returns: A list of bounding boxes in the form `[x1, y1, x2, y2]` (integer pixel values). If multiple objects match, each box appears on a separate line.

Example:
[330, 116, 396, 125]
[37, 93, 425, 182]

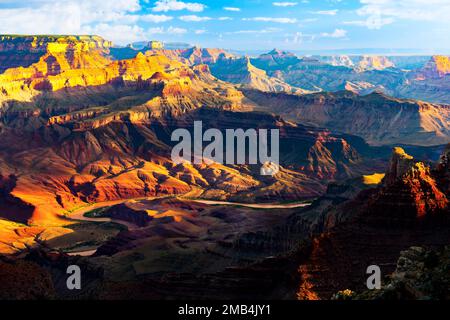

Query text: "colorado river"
[68, 199, 141, 231]
[66, 197, 312, 257]
[68, 197, 311, 226]
[190, 199, 312, 209]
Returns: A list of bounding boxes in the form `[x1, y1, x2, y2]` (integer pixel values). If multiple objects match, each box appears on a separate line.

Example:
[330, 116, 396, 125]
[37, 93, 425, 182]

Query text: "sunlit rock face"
[370, 147, 448, 220]
[295, 146, 450, 300]
[352, 55, 395, 71]
[0, 50, 185, 104]
[418, 55, 450, 79]
[0, 35, 113, 103]
[0, 35, 112, 73]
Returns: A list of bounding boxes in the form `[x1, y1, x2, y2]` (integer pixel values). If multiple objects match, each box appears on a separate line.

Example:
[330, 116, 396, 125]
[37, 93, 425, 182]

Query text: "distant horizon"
[2, 32, 450, 57]
[1, 1, 450, 52]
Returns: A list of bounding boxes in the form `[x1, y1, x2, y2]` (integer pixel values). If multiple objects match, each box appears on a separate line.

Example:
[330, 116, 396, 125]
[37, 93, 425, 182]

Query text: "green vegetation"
[62, 203, 91, 217]
[84, 206, 111, 218]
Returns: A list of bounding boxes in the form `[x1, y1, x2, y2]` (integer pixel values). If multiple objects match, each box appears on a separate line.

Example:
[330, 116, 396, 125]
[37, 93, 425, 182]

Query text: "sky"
[0, 0, 449, 53]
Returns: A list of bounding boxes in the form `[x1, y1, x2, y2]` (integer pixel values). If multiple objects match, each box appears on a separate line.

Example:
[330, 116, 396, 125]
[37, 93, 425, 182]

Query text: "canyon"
[249, 50, 450, 105]
[243, 89, 450, 146]
[0, 35, 448, 300]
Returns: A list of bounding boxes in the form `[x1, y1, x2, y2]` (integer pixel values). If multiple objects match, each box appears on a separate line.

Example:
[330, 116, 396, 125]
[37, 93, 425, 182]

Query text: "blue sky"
[0, 0, 449, 53]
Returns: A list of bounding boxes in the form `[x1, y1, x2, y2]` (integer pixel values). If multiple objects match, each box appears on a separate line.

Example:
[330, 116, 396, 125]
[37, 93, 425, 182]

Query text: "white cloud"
[243, 17, 298, 23]
[273, 2, 298, 7]
[0, 0, 201, 44]
[293, 32, 302, 44]
[223, 7, 241, 12]
[195, 29, 207, 34]
[83, 23, 146, 44]
[0, 2, 133, 33]
[314, 9, 338, 15]
[140, 14, 173, 23]
[352, 0, 450, 29]
[0, 0, 143, 42]
[343, 17, 394, 30]
[0, 5, 80, 35]
[0, 0, 198, 44]
[147, 27, 165, 35]
[179, 15, 212, 22]
[148, 26, 187, 34]
[320, 28, 347, 38]
[78, 0, 141, 23]
[218, 17, 233, 21]
[167, 26, 188, 34]
[152, 0, 206, 12]
[226, 28, 282, 35]
[285, 31, 303, 45]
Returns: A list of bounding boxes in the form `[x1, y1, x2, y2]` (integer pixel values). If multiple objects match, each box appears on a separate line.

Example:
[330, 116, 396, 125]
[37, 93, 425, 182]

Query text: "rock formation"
[244, 89, 450, 146]
[350, 246, 450, 300]
[296, 147, 450, 299]
[352, 55, 395, 71]
[315, 55, 355, 68]
[251, 49, 302, 71]
[209, 55, 301, 93]
[418, 55, 450, 79]
[0, 35, 112, 73]
[146, 46, 234, 66]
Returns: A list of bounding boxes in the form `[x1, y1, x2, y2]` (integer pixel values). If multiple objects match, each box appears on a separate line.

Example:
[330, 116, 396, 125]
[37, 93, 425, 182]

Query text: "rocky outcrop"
[350, 246, 450, 300]
[0, 35, 112, 73]
[417, 55, 450, 79]
[366, 147, 448, 221]
[251, 49, 302, 72]
[296, 147, 450, 299]
[352, 55, 395, 71]
[316, 55, 354, 68]
[209, 55, 301, 93]
[384, 147, 415, 185]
